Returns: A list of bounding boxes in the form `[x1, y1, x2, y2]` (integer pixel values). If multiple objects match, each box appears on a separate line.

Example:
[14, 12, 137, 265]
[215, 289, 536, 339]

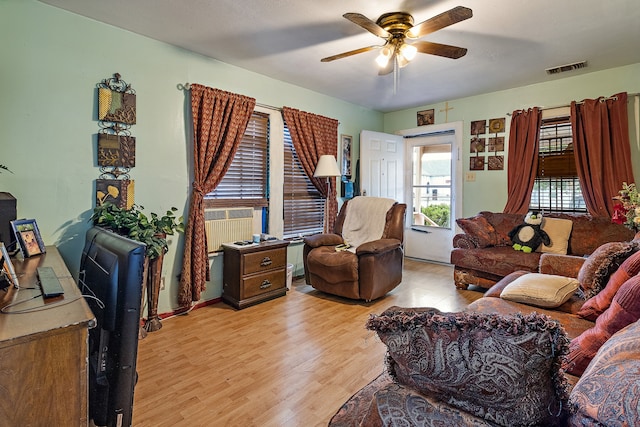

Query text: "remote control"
[36, 267, 65, 298]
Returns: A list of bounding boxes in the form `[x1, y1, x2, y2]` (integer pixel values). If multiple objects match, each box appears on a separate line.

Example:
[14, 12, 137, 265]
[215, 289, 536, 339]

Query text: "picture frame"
[341, 134, 352, 178]
[417, 109, 435, 126]
[0, 242, 19, 289]
[11, 219, 46, 258]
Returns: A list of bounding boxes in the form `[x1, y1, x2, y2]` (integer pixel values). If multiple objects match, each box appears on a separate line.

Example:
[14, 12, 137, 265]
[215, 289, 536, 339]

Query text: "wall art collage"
[95, 73, 136, 208]
[469, 117, 505, 171]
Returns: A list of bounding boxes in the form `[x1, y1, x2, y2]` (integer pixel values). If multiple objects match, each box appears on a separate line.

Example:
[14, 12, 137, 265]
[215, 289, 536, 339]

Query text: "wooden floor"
[132, 258, 484, 427]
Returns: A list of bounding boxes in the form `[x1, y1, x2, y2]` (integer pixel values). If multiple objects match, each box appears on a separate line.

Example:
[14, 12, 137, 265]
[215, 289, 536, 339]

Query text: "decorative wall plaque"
[488, 155, 504, 170]
[96, 179, 135, 209]
[471, 120, 486, 135]
[98, 134, 136, 168]
[470, 137, 486, 153]
[488, 117, 505, 133]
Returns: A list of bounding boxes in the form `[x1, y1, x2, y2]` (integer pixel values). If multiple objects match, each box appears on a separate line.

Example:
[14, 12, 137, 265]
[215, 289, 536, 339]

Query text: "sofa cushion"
[538, 217, 573, 255]
[569, 319, 640, 426]
[500, 273, 579, 308]
[366, 307, 570, 427]
[468, 297, 594, 339]
[450, 246, 542, 278]
[564, 275, 640, 376]
[577, 241, 638, 299]
[479, 211, 522, 246]
[456, 214, 499, 248]
[577, 250, 640, 320]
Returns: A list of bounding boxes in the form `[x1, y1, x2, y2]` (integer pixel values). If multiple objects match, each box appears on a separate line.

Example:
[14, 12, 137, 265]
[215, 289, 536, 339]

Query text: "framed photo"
[341, 134, 352, 178]
[11, 219, 46, 258]
[0, 242, 19, 289]
[417, 109, 435, 126]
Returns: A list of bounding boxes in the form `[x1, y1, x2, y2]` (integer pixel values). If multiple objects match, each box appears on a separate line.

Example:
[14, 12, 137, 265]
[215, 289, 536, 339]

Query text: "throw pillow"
[456, 214, 498, 248]
[500, 273, 579, 308]
[569, 320, 640, 426]
[577, 241, 638, 299]
[538, 217, 573, 255]
[564, 275, 640, 376]
[577, 250, 640, 320]
[366, 307, 570, 427]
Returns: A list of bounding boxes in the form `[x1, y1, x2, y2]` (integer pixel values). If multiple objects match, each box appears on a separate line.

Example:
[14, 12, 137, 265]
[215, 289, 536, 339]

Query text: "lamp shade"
[314, 155, 341, 178]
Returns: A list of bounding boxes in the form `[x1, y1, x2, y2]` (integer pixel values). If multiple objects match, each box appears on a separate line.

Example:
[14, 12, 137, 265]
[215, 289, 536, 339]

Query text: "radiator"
[204, 207, 254, 252]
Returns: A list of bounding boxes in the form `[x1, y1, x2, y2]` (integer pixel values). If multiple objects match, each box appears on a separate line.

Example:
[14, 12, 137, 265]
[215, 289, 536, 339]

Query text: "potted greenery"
[91, 202, 184, 333]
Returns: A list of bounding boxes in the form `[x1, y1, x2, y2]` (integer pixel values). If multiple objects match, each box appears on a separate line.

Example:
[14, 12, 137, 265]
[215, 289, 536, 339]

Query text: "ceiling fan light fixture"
[375, 46, 393, 67]
[399, 43, 417, 61]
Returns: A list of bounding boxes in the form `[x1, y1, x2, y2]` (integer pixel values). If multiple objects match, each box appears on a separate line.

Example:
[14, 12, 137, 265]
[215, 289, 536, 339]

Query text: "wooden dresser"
[222, 240, 289, 309]
[0, 247, 95, 426]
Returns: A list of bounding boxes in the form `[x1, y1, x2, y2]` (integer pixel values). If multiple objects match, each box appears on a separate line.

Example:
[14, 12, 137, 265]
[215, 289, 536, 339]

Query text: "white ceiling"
[40, 0, 640, 112]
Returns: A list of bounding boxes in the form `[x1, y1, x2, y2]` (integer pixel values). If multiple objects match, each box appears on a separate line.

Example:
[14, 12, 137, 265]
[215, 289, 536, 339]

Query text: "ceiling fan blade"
[321, 45, 381, 62]
[413, 41, 468, 59]
[343, 13, 390, 38]
[407, 6, 472, 38]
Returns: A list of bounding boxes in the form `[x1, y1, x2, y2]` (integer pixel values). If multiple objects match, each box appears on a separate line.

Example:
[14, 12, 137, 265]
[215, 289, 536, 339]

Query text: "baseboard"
[158, 297, 222, 320]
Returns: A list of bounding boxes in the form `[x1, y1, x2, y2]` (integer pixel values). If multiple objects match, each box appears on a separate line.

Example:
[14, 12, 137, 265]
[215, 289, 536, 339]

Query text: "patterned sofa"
[330, 237, 640, 426]
[450, 211, 634, 289]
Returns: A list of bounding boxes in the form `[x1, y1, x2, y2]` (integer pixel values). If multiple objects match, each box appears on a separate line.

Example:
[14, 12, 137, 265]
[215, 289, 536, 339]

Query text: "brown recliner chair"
[303, 196, 406, 301]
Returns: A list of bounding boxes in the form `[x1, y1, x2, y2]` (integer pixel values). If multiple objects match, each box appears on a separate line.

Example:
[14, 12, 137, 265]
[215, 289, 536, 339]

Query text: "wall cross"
[440, 101, 454, 122]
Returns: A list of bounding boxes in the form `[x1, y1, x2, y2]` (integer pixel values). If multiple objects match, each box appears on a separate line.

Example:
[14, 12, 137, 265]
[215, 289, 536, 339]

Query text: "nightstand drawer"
[243, 248, 286, 275]
[243, 269, 286, 299]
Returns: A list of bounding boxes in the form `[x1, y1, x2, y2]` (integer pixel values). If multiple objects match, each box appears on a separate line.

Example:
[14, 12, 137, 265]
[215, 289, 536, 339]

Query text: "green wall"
[0, 0, 382, 314]
[383, 63, 640, 217]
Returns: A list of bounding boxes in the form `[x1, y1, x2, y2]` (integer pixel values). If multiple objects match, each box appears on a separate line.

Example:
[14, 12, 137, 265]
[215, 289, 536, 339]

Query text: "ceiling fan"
[321, 6, 472, 75]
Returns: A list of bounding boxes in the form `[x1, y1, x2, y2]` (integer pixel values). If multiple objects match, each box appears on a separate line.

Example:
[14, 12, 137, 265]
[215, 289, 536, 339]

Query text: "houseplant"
[91, 202, 184, 333]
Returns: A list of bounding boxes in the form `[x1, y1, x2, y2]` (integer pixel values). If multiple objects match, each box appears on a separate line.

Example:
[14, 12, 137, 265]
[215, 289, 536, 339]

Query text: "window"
[530, 117, 586, 213]
[410, 143, 452, 229]
[206, 111, 269, 208]
[282, 125, 324, 238]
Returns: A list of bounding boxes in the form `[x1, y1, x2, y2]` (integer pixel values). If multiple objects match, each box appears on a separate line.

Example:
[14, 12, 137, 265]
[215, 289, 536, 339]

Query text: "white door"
[360, 124, 462, 263]
[359, 130, 404, 201]
[400, 122, 463, 263]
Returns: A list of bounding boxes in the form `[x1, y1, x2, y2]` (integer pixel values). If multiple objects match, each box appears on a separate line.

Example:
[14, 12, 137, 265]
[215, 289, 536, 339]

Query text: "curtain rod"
[506, 92, 640, 116]
[179, 83, 282, 112]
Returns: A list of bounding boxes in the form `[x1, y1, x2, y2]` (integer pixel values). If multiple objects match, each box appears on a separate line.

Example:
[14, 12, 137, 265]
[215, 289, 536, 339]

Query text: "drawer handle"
[260, 257, 272, 267]
[260, 280, 272, 289]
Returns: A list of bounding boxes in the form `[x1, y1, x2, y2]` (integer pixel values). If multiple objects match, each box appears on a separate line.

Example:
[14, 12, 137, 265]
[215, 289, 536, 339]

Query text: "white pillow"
[501, 273, 579, 308]
[538, 217, 573, 255]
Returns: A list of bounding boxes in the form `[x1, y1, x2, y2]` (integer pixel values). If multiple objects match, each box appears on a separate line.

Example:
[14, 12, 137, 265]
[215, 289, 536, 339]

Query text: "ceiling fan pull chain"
[393, 57, 399, 94]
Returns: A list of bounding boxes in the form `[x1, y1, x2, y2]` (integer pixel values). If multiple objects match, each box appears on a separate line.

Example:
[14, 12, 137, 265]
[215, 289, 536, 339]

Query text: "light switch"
[466, 172, 476, 182]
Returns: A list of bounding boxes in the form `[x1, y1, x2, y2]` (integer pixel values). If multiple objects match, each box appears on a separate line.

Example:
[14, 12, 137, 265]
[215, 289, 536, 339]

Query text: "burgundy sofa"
[450, 211, 634, 289]
[329, 237, 640, 426]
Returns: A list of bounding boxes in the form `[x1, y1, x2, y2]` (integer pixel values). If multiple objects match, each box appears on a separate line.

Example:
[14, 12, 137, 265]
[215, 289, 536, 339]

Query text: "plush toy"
[508, 211, 551, 253]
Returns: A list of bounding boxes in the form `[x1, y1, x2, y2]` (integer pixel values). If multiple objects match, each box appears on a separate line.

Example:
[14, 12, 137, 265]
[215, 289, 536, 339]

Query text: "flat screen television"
[79, 226, 146, 427]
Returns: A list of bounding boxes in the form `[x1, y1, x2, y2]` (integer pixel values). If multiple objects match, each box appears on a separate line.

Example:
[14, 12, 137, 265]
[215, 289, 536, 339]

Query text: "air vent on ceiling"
[545, 61, 588, 75]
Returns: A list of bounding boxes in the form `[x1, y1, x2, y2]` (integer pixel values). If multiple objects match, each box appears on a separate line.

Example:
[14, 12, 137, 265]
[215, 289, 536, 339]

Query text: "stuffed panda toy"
[508, 211, 551, 253]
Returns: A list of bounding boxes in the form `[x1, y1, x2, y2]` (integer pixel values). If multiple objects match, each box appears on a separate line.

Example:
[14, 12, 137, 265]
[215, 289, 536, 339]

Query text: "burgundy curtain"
[178, 85, 256, 307]
[282, 107, 339, 232]
[571, 92, 635, 218]
[503, 107, 542, 214]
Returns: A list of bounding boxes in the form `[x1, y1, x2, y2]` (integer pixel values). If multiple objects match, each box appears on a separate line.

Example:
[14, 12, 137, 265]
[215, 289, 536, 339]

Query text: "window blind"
[206, 111, 269, 208]
[283, 126, 324, 238]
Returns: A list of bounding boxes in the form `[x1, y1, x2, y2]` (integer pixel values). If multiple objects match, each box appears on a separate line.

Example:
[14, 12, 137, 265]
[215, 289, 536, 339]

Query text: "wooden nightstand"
[222, 240, 289, 309]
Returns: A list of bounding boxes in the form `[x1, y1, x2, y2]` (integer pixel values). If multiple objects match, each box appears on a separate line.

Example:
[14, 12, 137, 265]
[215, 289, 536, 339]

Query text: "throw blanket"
[342, 196, 396, 252]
